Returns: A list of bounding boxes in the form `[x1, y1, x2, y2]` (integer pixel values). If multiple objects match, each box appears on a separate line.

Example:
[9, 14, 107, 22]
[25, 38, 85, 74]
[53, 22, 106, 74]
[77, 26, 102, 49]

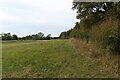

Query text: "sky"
[0, 0, 78, 37]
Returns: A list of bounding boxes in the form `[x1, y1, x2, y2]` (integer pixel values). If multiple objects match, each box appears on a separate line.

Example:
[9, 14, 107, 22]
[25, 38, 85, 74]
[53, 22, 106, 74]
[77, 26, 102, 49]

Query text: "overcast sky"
[0, 0, 78, 37]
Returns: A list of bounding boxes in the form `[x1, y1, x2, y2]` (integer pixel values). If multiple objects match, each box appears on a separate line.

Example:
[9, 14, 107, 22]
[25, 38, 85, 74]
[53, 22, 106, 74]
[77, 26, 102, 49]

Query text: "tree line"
[0, 32, 59, 40]
[60, 2, 120, 53]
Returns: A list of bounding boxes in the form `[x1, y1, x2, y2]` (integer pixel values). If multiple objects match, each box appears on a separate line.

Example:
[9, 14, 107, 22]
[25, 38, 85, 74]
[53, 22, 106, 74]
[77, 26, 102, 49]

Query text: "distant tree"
[20, 32, 45, 40]
[18, 37, 22, 40]
[32, 34, 38, 40]
[6, 33, 12, 40]
[26, 35, 32, 40]
[38, 32, 44, 40]
[45, 34, 51, 40]
[1, 33, 12, 40]
[22, 37, 26, 40]
[59, 32, 69, 39]
[12, 34, 18, 40]
[51, 37, 59, 39]
[59, 28, 73, 39]
[1, 32, 55, 41]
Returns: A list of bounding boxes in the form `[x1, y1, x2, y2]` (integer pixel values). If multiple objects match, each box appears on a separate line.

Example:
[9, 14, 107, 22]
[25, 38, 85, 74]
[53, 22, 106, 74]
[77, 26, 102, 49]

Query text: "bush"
[90, 17, 120, 53]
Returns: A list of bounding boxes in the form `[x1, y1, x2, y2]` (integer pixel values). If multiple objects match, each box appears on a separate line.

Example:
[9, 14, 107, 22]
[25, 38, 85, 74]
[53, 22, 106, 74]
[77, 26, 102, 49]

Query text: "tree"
[32, 34, 38, 40]
[6, 33, 12, 40]
[12, 34, 18, 40]
[22, 37, 26, 40]
[38, 32, 44, 40]
[1, 33, 12, 40]
[26, 35, 32, 40]
[72, 2, 113, 19]
[45, 34, 51, 40]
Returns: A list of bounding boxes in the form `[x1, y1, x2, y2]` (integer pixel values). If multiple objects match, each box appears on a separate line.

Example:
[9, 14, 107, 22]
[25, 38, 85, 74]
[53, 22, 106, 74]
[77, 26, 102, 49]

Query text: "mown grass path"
[2, 40, 118, 78]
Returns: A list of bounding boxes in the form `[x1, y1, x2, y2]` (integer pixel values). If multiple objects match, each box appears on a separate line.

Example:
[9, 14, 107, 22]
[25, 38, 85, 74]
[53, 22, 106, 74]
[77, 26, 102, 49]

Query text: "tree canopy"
[72, 2, 113, 19]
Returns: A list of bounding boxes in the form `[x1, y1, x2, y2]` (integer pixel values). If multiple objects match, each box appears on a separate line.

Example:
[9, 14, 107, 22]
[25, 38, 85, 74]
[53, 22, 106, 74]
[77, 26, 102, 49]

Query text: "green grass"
[2, 40, 118, 78]
[2, 40, 80, 78]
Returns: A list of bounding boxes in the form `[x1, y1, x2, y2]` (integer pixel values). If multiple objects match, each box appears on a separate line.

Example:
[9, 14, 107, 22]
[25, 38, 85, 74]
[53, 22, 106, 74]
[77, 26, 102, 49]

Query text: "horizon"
[0, 0, 78, 37]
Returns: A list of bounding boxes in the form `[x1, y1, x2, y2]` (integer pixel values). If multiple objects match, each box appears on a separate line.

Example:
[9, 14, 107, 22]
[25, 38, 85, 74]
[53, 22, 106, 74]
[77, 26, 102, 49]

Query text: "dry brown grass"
[70, 38, 119, 78]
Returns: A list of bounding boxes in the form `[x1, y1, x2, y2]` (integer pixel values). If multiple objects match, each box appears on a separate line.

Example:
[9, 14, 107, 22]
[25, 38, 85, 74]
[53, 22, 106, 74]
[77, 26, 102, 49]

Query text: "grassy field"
[2, 39, 118, 78]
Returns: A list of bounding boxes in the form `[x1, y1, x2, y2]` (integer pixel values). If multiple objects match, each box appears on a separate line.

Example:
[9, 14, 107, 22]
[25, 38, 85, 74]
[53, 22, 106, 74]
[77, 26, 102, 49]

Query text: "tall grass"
[71, 38, 118, 78]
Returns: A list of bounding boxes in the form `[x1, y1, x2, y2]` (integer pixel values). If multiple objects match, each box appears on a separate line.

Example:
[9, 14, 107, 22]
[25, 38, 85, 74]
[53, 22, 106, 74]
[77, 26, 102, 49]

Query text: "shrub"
[90, 17, 120, 53]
